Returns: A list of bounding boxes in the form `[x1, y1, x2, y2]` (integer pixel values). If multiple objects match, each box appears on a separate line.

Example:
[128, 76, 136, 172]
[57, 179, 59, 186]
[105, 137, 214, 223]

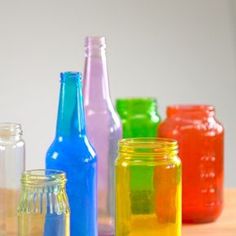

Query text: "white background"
[0, 0, 235, 186]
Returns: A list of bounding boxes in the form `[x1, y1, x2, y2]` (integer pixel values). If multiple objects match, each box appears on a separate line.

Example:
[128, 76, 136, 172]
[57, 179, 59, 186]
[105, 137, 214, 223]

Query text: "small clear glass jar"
[115, 138, 181, 236]
[0, 123, 25, 236]
[17, 170, 70, 236]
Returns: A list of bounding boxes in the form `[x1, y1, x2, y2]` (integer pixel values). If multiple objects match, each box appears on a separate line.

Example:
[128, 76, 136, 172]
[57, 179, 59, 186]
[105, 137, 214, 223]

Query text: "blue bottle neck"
[56, 72, 86, 138]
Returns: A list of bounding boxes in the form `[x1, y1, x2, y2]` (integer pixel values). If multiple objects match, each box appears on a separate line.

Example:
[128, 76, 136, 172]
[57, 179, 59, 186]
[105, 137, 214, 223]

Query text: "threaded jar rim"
[0, 123, 22, 137]
[167, 104, 215, 117]
[21, 169, 66, 187]
[119, 138, 178, 158]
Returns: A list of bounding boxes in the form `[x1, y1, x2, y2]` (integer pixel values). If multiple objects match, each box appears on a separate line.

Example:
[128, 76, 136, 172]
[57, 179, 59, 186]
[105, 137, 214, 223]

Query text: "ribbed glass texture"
[159, 105, 224, 223]
[0, 123, 25, 236]
[17, 170, 70, 236]
[115, 138, 181, 236]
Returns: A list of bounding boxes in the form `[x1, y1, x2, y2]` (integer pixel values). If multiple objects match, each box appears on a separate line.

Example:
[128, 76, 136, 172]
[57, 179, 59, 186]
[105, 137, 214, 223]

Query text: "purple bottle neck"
[83, 36, 112, 109]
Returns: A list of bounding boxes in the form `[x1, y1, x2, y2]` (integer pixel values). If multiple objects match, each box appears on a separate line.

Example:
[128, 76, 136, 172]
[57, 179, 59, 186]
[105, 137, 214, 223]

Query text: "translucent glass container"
[83, 36, 122, 236]
[17, 169, 70, 236]
[46, 72, 97, 236]
[159, 105, 224, 223]
[116, 98, 161, 138]
[115, 138, 181, 236]
[0, 123, 25, 236]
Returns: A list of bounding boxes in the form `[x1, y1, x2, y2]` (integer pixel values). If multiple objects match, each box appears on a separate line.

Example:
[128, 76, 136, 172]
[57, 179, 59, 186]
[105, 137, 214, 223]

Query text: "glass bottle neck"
[56, 72, 86, 138]
[83, 40, 112, 109]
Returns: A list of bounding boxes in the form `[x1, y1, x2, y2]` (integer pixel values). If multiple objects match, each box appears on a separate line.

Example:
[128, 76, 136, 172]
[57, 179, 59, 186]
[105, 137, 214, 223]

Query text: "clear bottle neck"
[83, 36, 112, 109]
[56, 72, 86, 138]
[0, 123, 23, 143]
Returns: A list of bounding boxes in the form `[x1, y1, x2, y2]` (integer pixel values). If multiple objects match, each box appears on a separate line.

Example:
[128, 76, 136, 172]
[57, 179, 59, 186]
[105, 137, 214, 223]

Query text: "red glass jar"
[159, 105, 224, 223]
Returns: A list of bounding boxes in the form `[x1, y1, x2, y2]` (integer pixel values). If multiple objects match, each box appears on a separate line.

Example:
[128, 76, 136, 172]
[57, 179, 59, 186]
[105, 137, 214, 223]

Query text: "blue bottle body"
[45, 72, 97, 236]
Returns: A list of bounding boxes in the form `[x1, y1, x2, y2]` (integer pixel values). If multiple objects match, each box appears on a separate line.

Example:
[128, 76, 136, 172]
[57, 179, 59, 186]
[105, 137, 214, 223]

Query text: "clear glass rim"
[21, 169, 66, 187]
[0, 122, 22, 137]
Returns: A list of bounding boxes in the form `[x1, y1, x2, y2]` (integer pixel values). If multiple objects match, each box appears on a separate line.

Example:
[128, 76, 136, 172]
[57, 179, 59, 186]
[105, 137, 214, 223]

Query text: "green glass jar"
[116, 98, 162, 216]
[116, 98, 161, 138]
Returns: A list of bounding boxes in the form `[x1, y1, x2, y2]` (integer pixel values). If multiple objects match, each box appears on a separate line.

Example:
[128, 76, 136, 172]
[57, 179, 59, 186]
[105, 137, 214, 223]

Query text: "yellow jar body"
[115, 139, 181, 236]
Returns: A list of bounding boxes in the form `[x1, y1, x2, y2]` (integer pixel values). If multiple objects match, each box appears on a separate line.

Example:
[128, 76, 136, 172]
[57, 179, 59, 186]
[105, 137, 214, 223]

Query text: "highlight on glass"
[115, 138, 181, 236]
[17, 169, 70, 236]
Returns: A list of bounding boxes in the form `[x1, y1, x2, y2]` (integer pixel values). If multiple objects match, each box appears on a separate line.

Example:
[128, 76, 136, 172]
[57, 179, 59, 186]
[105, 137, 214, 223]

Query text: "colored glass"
[83, 36, 122, 236]
[115, 138, 181, 236]
[159, 105, 224, 223]
[17, 170, 70, 236]
[116, 98, 161, 213]
[0, 123, 25, 236]
[116, 98, 161, 138]
[46, 72, 97, 236]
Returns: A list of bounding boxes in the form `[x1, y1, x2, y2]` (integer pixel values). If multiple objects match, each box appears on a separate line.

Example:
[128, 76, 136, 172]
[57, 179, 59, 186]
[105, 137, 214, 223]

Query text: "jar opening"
[119, 138, 178, 158]
[21, 169, 66, 187]
[167, 105, 215, 117]
[0, 123, 22, 137]
[116, 98, 157, 115]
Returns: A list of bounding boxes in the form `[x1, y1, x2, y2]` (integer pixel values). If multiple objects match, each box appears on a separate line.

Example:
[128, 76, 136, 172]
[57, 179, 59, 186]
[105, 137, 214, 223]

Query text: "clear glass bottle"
[115, 138, 181, 236]
[17, 169, 70, 236]
[0, 123, 25, 236]
[83, 36, 122, 236]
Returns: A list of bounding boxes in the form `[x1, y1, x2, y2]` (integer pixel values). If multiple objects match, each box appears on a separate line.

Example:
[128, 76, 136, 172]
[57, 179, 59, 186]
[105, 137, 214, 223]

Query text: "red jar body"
[159, 105, 224, 223]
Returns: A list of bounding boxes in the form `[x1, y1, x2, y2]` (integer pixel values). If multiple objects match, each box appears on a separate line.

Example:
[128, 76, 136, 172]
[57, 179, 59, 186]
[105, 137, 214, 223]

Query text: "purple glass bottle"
[83, 36, 122, 236]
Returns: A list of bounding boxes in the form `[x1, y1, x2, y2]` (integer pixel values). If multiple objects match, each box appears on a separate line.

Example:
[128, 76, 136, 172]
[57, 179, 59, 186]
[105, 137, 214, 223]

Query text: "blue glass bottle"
[45, 72, 97, 236]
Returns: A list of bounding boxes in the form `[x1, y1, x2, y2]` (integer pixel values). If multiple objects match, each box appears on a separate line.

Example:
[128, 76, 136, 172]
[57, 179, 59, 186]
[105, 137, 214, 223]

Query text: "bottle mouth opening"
[167, 104, 215, 117]
[85, 36, 106, 48]
[119, 138, 178, 157]
[0, 123, 22, 137]
[21, 169, 66, 187]
[60, 71, 82, 83]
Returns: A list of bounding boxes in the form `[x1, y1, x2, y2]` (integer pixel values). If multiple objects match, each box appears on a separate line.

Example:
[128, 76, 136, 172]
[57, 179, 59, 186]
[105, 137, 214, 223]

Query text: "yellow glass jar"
[115, 138, 181, 236]
[17, 169, 70, 236]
